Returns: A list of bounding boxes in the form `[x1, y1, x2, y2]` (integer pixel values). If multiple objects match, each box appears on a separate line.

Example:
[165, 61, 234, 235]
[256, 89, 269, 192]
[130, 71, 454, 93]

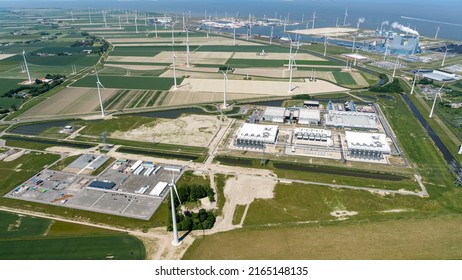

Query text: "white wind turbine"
[323, 36, 328, 57]
[89, 9, 92, 25]
[441, 45, 449, 67]
[288, 37, 299, 93]
[71, 11, 74, 23]
[165, 167, 182, 246]
[171, 21, 176, 45]
[95, 68, 106, 117]
[410, 69, 420, 95]
[186, 28, 190, 68]
[269, 26, 274, 45]
[103, 10, 107, 27]
[343, 8, 348, 26]
[233, 26, 236, 46]
[435, 26, 440, 40]
[135, 14, 138, 34]
[429, 83, 446, 118]
[221, 66, 230, 109]
[392, 57, 399, 78]
[22, 50, 32, 83]
[172, 48, 178, 90]
[311, 10, 316, 29]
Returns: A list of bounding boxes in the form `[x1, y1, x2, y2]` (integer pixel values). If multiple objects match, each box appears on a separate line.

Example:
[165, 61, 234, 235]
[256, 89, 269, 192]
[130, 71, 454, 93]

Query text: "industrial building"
[421, 69, 456, 82]
[298, 108, 321, 125]
[389, 35, 420, 55]
[325, 111, 377, 129]
[263, 106, 320, 124]
[345, 131, 391, 160]
[235, 123, 279, 149]
[294, 128, 331, 142]
[263, 106, 286, 123]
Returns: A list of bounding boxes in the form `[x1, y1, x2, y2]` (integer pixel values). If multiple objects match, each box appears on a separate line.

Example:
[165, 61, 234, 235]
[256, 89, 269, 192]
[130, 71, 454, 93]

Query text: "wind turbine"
[145, 13, 148, 26]
[103, 10, 107, 27]
[410, 69, 420, 95]
[435, 26, 440, 40]
[442, 45, 448, 67]
[233, 27, 236, 46]
[165, 168, 182, 246]
[311, 11, 316, 29]
[429, 83, 445, 118]
[171, 21, 176, 45]
[186, 28, 190, 67]
[288, 38, 299, 93]
[95, 68, 106, 117]
[392, 58, 399, 78]
[71, 11, 74, 23]
[343, 8, 348, 26]
[221, 67, 229, 109]
[172, 48, 178, 90]
[269, 26, 273, 45]
[126, 11, 129, 23]
[351, 36, 356, 51]
[22, 50, 32, 83]
[118, 16, 122, 29]
[323, 36, 328, 57]
[135, 14, 139, 33]
[89, 9, 92, 25]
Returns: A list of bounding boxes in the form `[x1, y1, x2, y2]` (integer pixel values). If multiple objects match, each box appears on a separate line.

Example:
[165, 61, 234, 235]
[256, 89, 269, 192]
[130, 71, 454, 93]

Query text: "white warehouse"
[325, 111, 377, 129]
[298, 108, 321, 125]
[235, 123, 279, 149]
[345, 131, 391, 160]
[263, 106, 286, 123]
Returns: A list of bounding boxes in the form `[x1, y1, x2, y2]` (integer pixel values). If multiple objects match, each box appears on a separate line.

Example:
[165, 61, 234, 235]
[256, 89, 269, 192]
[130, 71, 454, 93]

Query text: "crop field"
[0, 78, 24, 96]
[19, 87, 118, 118]
[3, 53, 100, 67]
[332, 71, 357, 85]
[0, 211, 145, 260]
[71, 75, 179, 90]
[184, 216, 462, 259]
[225, 58, 341, 68]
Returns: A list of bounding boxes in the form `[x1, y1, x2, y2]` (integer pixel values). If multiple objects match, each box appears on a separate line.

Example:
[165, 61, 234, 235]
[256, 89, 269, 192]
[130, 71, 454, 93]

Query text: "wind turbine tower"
[288, 40, 299, 93]
[135, 14, 138, 34]
[22, 50, 32, 83]
[95, 69, 106, 117]
[429, 83, 445, 118]
[442, 46, 448, 67]
[103, 11, 107, 27]
[172, 50, 178, 90]
[343, 8, 348, 26]
[186, 29, 190, 67]
[71, 11, 74, 23]
[89, 9, 92, 25]
[392, 58, 399, 78]
[410, 70, 419, 95]
[323, 36, 328, 57]
[311, 11, 316, 29]
[435, 26, 440, 40]
[221, 68, 229, 108]
[165, 167, 182, 247]
[270, 26, 273, 45]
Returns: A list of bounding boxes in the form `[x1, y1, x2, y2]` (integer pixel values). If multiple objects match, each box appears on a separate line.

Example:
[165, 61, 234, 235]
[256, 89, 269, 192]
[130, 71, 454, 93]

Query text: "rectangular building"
[325, 111, 377, 129]
[294, 128, 331, 141]
[298, 108, 321, 125]
[345, 131, 391, 160]
[235, 123, 279, 149]
[263, 106, 286, 123]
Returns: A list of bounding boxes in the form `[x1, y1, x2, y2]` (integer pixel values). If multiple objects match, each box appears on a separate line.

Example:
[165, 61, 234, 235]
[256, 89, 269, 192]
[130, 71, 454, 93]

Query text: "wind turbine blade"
[98, 82, 106, 89]
[172, 184, 181, 205]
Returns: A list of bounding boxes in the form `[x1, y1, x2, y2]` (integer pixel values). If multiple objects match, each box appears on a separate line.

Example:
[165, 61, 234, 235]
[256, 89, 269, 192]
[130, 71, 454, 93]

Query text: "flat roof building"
[263, 106, 286, 123]
[325, 111, 377, 129]
[235, 123, 279, 149]
[294, 127, 331, 141]
[345, 131, 391, 160]
[88, 180, 116, 190]
[298, 108, 321, 125]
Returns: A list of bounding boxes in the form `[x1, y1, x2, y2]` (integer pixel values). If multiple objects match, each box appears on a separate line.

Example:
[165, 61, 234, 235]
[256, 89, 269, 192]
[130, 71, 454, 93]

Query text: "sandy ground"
[160, 69, 222, 79]
[20, 87, 117, 118]
[3, 149, 25, 162]
[233, 68, 338, 81]
[0, 54, 16, 60]
[110, 36, 262, 46]
[162, 91, 268, 106]
[289, 27, 357, 36]
[350, 71, 369, 87]
[232, 52, 326, 61]
[211, 175, 277, 233]
[152, 51, 233, 65]
[175, 78, 348, 96]
[111, 115, 226, 147]
[104, 64, 167, 71]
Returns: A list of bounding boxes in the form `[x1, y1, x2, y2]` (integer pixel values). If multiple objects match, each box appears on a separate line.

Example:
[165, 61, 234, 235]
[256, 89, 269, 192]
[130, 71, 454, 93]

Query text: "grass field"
[0, 78, 24, 96]
[183, 216, 462, 259]
[332, 71, 357, 85]
[76, 115, 154, 135]
[232, 204, 246, 225]
[225, 58, 340, 68]
[0, 234, 145, 260]
[71, 75, 180, 90]
[2, 135, 96, 150]
[0, 211, 51, 238]
[48, 155, 81, 171]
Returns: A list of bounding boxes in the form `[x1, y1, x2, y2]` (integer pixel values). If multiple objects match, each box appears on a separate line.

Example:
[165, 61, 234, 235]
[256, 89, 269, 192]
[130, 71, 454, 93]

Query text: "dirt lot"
[104, 64, 167, 71]
[288, 27, 357, 36]
[111, 114, 228, 147]
[0, 54, 16, 60]
[20, 87, 117, 118]
[232, 52, 326, 61]
[175, 78, 347, 96]
[233, 68, 337, 82]
[162, 91, 268, 106]
[153, 51, 233, 65]
[350, 71, 369, 87]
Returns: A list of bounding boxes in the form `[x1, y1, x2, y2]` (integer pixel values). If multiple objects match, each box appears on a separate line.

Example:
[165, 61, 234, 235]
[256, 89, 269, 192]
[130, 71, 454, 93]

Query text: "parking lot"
[5, 156, 183, 220]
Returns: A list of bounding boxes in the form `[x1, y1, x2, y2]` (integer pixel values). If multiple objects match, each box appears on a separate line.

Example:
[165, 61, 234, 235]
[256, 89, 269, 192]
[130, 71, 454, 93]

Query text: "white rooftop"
[343, 53, 368, 60]
[298, 108, 320, 120]
[263, 106, 286, 117]
[345, 131, 391, 153]
[237, 123, 278, 143]
[325, 111, 377, 129]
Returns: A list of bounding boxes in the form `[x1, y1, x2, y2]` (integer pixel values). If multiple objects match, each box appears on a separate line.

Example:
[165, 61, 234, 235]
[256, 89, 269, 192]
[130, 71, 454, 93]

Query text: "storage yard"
[5, 154, 183, 220]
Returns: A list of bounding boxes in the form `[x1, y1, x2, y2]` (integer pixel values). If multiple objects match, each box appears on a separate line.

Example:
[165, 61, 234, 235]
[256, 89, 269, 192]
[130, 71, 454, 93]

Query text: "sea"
[0, 0, 461, 41]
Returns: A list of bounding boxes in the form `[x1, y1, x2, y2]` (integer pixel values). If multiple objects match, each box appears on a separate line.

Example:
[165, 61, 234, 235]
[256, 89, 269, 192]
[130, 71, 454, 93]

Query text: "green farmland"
[71, 75, 180, 90]
[333, 72, 357, 85]
[0, 211, 145, 260]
